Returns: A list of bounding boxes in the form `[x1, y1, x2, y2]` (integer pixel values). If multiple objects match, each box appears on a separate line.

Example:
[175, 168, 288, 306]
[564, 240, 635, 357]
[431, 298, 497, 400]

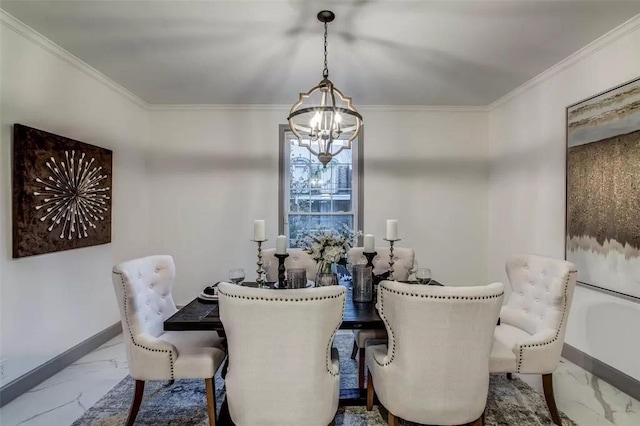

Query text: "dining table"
[163, 280, 441, 424]
[164, 281, 388, 333]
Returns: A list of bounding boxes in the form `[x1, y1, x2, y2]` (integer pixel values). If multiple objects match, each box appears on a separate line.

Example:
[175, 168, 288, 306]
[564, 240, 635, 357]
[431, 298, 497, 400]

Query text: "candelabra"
[274, 253, 289, 289]
[363, 250, 377, 302]
[251, 239, 268, 287]
[363, 251, 377, 269]
[383, 238, 401, 280]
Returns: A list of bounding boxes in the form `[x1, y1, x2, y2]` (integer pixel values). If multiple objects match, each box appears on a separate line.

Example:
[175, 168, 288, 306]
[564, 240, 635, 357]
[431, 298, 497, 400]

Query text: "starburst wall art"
[12, 124, 112, 258]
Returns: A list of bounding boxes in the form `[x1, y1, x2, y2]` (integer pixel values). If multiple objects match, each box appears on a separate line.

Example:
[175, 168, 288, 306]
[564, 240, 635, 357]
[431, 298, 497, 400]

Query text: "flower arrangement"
[298, 225, 361, 273]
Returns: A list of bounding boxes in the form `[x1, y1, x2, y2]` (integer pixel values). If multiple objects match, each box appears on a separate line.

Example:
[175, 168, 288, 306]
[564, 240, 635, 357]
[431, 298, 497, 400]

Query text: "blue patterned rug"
[72, 332, 575, 425]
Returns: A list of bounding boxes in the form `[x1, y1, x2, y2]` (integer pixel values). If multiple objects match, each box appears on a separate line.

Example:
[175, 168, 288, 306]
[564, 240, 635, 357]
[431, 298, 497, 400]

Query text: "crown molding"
[0, 10, 149, 109]
[359, 105, 488, 113]
[148, 103, 488, 113]
[488, 13, 640, 110]
[147, 104, 291, 111]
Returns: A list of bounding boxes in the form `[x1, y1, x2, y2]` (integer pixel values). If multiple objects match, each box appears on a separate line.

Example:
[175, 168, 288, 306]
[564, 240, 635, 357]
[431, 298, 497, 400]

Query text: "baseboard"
[0, 322, 122, 407]
[562, 343, 640, 401]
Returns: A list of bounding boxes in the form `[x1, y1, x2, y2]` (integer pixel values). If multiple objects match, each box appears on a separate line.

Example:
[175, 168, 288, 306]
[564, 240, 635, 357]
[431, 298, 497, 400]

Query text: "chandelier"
[287, 10, 363, 167]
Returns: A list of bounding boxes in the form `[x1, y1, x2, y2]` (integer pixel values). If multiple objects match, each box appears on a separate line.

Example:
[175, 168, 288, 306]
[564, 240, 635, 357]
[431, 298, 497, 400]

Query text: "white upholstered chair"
[112, 255, 226, 426]
[347, 246, 415, 388]
[262, 248, 319, 283]
[218, 282, 346, 426]
[366, 280, 504, 426]
[489, 254, 577, 425]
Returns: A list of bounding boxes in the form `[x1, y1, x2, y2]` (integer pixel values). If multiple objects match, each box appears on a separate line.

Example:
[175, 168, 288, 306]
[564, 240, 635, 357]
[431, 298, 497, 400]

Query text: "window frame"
[278, 124, 364, 244]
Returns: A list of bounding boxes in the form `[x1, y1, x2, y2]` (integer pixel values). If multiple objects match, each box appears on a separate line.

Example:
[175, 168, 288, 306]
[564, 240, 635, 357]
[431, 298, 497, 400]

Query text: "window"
[279, 125, 362, 247]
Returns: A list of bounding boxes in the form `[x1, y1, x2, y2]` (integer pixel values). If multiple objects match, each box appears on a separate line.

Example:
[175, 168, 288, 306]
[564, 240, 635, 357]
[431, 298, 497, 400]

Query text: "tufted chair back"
[368, 280, 504, 425]
[218, 282, 346, 426]
[502, 254, 577, 339]
[262, 248, 319, 282]
[348, 247, 414, 280]
[112, 255, 179, 380]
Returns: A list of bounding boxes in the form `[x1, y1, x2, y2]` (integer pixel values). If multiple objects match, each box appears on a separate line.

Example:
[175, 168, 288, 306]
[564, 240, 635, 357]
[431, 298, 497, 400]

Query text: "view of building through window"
[283, 131, 359, 247]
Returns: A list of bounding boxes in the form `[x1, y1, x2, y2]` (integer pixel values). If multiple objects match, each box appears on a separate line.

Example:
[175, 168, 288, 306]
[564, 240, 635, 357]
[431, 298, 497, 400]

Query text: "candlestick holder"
[383, 238, 401, 280]
[251, 239, 268, 287]
[274, 253, 289, 289]
[363, 251, 377, 269]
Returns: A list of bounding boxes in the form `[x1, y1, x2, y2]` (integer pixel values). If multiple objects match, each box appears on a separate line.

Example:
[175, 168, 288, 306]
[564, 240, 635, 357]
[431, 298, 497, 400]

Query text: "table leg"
[217, 397, 234, 426]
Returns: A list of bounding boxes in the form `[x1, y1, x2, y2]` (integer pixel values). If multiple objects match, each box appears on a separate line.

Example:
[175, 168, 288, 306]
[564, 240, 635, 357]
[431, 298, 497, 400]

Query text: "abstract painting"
[566, 78, 640, 300]
[12, 124, 112, 258]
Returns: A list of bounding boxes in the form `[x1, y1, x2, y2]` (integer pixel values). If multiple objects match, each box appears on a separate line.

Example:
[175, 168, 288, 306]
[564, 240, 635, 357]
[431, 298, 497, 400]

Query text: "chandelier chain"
[323, 21, 329, 78]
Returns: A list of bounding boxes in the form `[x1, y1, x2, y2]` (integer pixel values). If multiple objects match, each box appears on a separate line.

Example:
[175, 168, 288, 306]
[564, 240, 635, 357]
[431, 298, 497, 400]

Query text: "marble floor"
[0, 334, 638, 426]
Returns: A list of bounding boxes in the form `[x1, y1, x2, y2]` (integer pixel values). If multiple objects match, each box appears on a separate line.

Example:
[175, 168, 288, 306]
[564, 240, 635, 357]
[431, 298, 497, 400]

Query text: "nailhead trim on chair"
[217, 290, 345, 303]
[114, 270, 176, 380]
[516, 270, 577, 373]
[326, 294, 347, 377]
[218, 287, 347, 376]
[373, 285, 505, 368]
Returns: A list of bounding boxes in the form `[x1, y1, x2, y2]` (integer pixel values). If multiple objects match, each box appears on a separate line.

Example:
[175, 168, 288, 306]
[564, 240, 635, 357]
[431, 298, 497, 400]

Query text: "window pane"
[290, 193, 311, 213]
[288, 214, 354, 247]
[282, 129, 359, 249]
[289, 141, 353, 214]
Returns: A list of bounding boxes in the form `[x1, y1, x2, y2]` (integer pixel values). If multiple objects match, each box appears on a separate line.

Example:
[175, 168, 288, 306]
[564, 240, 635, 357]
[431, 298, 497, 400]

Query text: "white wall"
[359, 108, 489, 288]
[0, 17, 150, 385]
[488, 21, 640, 379]
[148, 107, 489, 304]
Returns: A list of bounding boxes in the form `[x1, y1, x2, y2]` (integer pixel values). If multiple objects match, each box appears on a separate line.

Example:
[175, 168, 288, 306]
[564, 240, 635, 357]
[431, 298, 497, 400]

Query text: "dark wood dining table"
[164, 282, 386, 333]
[163, 280, 441, 424]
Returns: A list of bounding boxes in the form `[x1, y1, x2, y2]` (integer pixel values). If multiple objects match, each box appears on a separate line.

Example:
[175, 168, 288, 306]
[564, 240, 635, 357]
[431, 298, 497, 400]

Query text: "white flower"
[324, 246, 343, 263]
[301, 226, 362, 265]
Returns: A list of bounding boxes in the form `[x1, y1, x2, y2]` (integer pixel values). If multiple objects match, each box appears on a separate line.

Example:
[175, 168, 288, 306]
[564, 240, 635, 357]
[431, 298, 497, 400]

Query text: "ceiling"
[2, 0, 640, 106]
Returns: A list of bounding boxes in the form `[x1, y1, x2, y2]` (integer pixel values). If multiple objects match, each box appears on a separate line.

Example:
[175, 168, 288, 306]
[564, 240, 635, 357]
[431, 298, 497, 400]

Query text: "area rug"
[72, 333, 576, 425]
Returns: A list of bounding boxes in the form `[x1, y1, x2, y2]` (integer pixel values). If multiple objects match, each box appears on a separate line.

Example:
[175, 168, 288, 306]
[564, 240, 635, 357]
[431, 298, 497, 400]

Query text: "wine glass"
[415, 267, 432, 285]
[261, 259, 272, 288]
[406, 259, 419, 282]
[345, 259, 354, 283]
[229, 268, 245, 285]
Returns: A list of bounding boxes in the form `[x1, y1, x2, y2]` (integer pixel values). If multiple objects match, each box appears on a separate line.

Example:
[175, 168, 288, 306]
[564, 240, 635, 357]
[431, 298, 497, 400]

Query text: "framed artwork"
[565, 77, 640, 300]
[12, 124, 113, 258]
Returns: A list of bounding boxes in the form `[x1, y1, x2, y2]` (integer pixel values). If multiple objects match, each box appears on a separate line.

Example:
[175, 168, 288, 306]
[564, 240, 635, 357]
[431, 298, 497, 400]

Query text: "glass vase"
[316, 261, 338, 286]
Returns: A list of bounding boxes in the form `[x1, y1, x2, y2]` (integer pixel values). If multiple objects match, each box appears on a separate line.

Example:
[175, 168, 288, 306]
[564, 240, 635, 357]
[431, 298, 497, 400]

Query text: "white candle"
[363, 234, 375, 252]
[276, 235, 287, 254]
[253, 220, 265, 241]
[386, 219, 398, 240]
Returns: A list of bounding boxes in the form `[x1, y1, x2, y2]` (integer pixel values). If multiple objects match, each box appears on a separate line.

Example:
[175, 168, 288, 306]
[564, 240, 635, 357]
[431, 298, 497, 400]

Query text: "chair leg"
[126, 379, 145, 426]
[387, 411, 397, 426]
[366, 370, 375, 411]
[542, 373, 561, 425]
[351, 340, 359, 359]
[358, 349, 366, 389]
[205, 378, 217, 426]
[506, 373, 513, 380]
